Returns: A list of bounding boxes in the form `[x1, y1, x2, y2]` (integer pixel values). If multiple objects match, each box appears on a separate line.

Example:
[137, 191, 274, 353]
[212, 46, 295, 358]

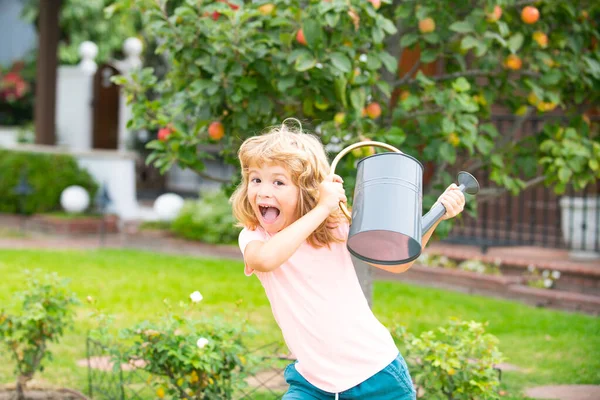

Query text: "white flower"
[196, 337, 209, 349]
[527, 264, 535, 273]
[543, 278, 553, 288]
[316, 63, 323, 69]
[551, 270, 561, 279]
[359, 54, 368, 62]
[542, 270, 550, 278]
[190, 291, 203, 303]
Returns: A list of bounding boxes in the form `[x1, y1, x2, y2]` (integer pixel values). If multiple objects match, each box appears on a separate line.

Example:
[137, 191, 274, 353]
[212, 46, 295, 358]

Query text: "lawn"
[0, 248, 599, 399]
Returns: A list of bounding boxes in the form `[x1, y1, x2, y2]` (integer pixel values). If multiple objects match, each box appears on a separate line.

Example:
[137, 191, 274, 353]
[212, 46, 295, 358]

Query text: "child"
[230, 121, 465, 400]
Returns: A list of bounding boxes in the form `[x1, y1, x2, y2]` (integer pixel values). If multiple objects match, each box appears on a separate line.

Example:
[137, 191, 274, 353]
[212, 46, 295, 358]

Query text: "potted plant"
[559, 195, 600, 260]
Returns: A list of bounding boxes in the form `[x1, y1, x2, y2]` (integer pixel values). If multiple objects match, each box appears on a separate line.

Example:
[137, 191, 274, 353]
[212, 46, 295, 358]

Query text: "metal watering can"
[330, 141, 480, 265]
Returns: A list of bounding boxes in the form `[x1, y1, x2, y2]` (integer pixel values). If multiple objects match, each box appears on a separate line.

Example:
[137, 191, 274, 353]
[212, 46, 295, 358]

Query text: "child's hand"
[318, 174, 347, 214]
[436, 183, 466, 220]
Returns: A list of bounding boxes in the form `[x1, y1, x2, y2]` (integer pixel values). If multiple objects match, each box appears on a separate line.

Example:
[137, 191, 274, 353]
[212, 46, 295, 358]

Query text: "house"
[0, 0, 233, 222]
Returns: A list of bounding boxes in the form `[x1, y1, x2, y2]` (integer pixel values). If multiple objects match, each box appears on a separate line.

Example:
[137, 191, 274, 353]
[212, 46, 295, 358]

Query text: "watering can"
[330, 141, 480, 265]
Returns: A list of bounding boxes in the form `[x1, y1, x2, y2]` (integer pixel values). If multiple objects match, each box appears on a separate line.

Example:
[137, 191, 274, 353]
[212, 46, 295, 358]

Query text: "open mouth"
[259, 205, 280, 224]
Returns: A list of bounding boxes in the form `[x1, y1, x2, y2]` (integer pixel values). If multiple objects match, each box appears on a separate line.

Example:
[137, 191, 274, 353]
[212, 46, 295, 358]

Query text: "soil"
[0, 388, 88, 400]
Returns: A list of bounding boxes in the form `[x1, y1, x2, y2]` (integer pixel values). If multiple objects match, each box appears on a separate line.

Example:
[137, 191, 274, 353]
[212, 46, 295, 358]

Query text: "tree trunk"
[34, 0, 61, 145]
[16, 375, 28, 400]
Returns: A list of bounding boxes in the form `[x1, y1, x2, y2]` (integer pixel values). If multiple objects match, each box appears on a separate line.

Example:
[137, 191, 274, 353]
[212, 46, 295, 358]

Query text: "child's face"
[247, 163, 299, 234]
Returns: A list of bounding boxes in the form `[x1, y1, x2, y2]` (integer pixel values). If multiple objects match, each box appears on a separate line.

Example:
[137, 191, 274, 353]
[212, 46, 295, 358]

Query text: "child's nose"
[258, 185, 273, 198]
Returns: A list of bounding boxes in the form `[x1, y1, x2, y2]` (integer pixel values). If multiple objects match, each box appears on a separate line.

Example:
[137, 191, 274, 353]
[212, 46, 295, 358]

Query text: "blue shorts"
[282, 353, 416, 400]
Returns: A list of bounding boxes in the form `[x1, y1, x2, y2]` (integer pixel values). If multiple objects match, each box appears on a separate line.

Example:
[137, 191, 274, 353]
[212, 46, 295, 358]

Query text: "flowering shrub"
[93, 291, 253, 400]
[417, 254, 502, 275]
[0, 59, 35, 126]
[170, 190, 242, 245]
[393, 319, 504, 399]
[524, 265, 561, 289]
[0, 270, 79, 400]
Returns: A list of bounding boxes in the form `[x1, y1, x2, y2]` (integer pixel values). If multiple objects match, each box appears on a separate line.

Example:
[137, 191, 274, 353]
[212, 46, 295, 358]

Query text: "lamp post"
[95, 183, 112, 247]
[13, 169, 34, 233]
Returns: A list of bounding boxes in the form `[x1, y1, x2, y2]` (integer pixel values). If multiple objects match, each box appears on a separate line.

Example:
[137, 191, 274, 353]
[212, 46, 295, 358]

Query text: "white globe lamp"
[60, 186, 90, 213]
[154, 193, 185, 221]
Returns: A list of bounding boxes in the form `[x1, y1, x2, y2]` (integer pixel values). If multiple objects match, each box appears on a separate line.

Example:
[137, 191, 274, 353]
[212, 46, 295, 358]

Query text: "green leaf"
[302, 19, 322, 48]
[474, 42, 488, 57]
[415, 71, 434, 87]
[334, 77, 348, 108]
[350, 88, 366, 113]
[367, 54, 382, 70]
[381, 18, 398, 35]
[491, 154, 503, 167]
[449, 21, 473, 33]
[508, 33, 524, 53]
[277, 76, 296, 92]
[330, 52, 352, 73]
[295, 52, 316, 71]
[583, 56, 600, 78]
[442, 117, 456, 134]
[497, 21, 509, 37]
[452, 77, 471, 93]
[541, 70, 562, 86]
[420, 49, 438, 63]
[372, 27, 385, 44]
[475, 136, 494, 155]
[303, 96, 314, 116]
[379, 51, 398, 74]
[423, 33, 440, 44]
[439, 142, 457, 163]
[558, 167, 572, 182]
[324, 12, 339, 28]
[460, 36, 479, 51]
[480, 123, 499, 137]
[483, 32, 507, 47]
[376, 81, 391, 98]
[146, 140, 165, 150]
[400, 33, 419, 48]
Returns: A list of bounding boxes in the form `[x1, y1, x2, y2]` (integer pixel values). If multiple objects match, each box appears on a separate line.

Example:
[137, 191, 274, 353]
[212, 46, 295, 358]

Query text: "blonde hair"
[230, 119, 344, 248]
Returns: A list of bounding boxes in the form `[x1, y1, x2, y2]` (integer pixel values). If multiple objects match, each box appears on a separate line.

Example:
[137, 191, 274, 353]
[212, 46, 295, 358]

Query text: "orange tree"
[112, 0, 599, 219]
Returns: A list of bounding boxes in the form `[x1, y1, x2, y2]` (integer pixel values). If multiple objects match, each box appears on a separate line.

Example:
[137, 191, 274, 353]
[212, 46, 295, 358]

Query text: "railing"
[446, 115, 599, 254]
[86, 336, 288, 400]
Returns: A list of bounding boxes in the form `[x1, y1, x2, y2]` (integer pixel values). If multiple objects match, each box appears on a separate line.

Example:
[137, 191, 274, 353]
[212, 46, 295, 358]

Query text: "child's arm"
[244, 175, 346, 272]
[368, 184, 465, 274]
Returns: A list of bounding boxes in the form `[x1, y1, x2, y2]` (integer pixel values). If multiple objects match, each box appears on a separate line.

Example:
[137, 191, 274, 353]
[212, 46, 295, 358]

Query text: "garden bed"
[1, 213, 120, 235]
[0, 388, 88, 400]
[377, 265, 600, 315]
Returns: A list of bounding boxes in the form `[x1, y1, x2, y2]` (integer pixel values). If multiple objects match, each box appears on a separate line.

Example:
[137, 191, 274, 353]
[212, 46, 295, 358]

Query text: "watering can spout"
[421, 171, 480, 233]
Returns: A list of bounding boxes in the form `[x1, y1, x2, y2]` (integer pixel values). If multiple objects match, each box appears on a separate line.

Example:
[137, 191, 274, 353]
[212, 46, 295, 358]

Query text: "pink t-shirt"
[238, 223, 398, 393]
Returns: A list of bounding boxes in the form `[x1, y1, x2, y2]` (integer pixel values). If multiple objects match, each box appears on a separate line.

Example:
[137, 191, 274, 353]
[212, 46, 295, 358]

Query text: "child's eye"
[274, 180, 285, 186]
[250, 178, 261, 184]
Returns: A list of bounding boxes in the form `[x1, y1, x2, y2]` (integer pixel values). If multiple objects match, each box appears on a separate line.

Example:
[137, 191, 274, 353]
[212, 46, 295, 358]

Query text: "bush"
[0, 149, 99, 215]
[93, 291, 253, 400]
[171, 190, 241, 245]
[393, 319, 504, 399]
[0, 270, 80, 400]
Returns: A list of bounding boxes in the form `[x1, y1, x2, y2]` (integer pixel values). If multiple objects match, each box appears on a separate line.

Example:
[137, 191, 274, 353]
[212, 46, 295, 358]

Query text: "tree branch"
[396, 60, 422, 86]
[466, 110, 535, 174]
[393, 69, 539, 87]
[193, 169, 234, 184]
[477, 175, 546, 203]
[400, 107, 444, 119]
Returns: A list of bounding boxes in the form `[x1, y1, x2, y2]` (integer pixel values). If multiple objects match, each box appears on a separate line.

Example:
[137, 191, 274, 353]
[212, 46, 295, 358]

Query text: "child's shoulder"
[238, 225, 269, 243]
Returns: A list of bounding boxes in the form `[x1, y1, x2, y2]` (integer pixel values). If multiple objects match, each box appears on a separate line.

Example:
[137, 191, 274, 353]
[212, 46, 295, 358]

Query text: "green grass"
[0, 248, 598, 399]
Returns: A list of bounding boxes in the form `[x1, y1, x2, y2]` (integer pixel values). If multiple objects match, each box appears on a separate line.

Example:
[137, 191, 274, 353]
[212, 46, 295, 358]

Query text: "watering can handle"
[330, 141, 403, 223]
